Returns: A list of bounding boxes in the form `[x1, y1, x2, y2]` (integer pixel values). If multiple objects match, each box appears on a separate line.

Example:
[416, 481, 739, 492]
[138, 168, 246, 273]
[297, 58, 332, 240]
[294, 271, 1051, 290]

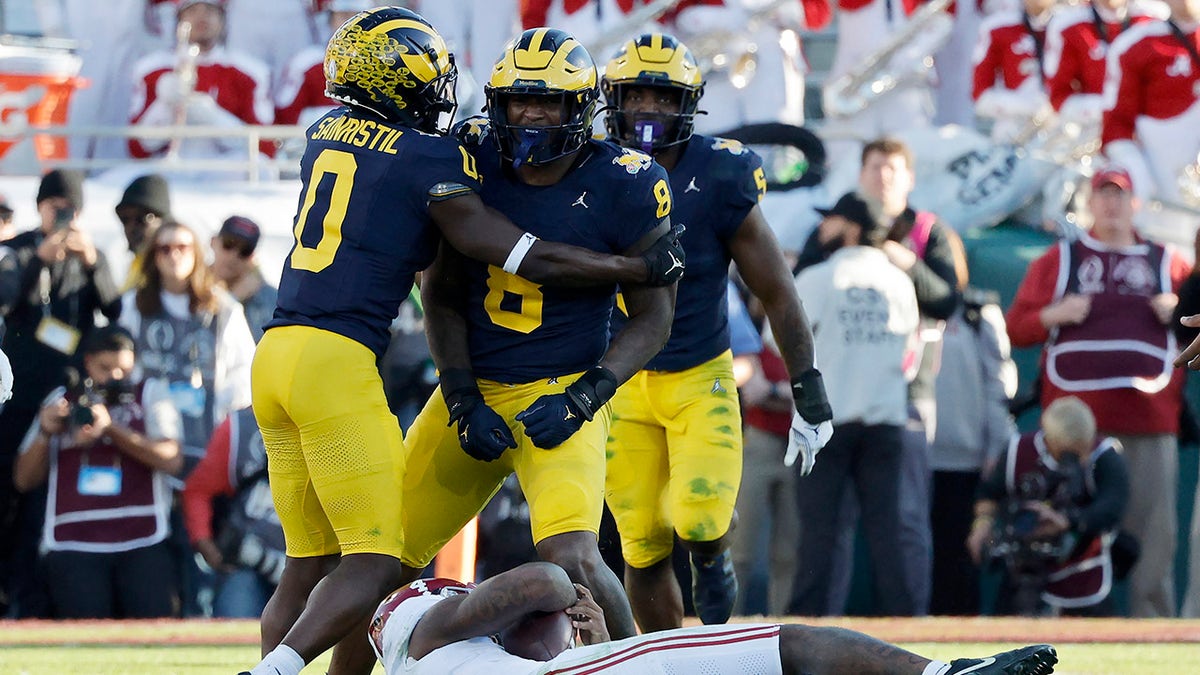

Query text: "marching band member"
[972, 0, 1058, 143]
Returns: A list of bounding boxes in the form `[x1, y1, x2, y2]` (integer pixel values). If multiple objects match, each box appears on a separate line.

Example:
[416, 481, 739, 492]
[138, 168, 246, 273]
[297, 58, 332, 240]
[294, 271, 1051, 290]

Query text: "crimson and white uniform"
[225, 0, 321, 87]
[128, 45, 274, 160]
[821, 0, 946, 168]
[1102, 18, 1200, 207]
[665, 0, 831, 133]
[1044, 1, 1166, 125]
[373, 589, 784, 674]
[273, 46, 334, 127]
[972, 8, 1053, 142]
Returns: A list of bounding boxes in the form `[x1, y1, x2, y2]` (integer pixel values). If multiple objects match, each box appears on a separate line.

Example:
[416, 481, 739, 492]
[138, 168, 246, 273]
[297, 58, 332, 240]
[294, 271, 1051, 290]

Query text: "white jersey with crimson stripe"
[376, 593, 783, 675]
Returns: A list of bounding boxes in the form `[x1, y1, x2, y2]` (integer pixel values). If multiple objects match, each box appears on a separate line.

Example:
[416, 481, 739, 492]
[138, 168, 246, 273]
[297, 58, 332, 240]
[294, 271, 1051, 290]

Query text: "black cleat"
[946, 644, 1057, 674]
[690, 550, 738, 625]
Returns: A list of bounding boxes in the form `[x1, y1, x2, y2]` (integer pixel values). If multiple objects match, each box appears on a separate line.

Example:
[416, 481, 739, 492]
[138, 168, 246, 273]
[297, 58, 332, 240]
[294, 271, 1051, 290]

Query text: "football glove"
[641, 224, 687, 286]
[442, 369, 516, 462]
[786, 368, 834, 475]
[516, 367, 618, 449]
[785, 411, 833, 476]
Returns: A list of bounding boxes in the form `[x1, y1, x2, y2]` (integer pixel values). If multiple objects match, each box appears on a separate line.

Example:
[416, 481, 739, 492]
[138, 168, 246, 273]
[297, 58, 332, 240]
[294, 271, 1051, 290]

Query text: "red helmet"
[369, 578, 476, 656]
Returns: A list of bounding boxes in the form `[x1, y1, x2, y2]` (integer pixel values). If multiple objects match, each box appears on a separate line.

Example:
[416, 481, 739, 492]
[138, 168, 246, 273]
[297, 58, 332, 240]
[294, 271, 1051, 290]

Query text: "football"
[499, 609, 575, 661]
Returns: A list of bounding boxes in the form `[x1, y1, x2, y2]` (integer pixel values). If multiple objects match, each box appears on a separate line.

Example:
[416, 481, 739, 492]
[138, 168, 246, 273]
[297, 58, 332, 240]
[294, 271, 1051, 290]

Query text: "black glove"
[641, 223, 687, 286]
[442, 369, 517, 462]
[791, 368, 833, 424]
[516, 367, 618, 449]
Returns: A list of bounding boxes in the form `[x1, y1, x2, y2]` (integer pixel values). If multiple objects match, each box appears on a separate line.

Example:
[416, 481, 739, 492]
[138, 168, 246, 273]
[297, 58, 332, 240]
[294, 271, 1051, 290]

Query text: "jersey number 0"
[290, 149, 357, 273]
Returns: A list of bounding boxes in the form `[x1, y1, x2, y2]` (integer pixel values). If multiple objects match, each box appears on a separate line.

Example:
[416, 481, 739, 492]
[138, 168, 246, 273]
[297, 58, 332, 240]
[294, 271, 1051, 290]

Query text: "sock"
[922, 660, 950, 675]
[250, 644, 306, 675]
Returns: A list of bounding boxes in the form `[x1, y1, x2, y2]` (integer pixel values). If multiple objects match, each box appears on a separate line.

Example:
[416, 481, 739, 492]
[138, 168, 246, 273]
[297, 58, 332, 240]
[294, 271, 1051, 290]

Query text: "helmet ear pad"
[323, 7, 459, 132]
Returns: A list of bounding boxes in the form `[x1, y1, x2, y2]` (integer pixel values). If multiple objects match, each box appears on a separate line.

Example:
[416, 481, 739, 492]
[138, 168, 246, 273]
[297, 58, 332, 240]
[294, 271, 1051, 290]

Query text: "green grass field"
[2, 619, 1198, 674]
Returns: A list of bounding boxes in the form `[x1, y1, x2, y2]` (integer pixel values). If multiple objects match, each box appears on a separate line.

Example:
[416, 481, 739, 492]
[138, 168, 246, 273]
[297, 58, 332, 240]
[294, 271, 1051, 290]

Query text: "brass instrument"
[822, 0, 954, 118]
[1179, 152, 1200, 208]
[590, 0, 684, 58]
[166, 19, 200, 160]
[683, 0, 796, 89]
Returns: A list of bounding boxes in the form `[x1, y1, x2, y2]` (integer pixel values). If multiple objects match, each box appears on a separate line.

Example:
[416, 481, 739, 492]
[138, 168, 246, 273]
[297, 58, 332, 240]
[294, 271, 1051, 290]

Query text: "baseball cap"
[218, 215, 261, 254]
[1091, 167, 1133, 192]
[815, 191, 881, 234]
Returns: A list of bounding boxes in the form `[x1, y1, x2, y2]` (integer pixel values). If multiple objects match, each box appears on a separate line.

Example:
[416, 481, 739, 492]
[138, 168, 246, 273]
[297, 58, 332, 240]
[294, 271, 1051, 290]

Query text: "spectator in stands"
[182, 406, 285, 618]
[128, 0, 274, 162]
[118, 220, 254, 479]
[226, 0, 322, 88]
[274, 0, 370, 127]
[930, 286, 1017, 615]
[62, 0, 172, 161]
[115, 174, 173, 293]
[0, 169, 122, 617]
[1006, 166, 1190, 618]
[967, 397, 1130, 616]
[12, 326, 182, 619]
[1044, 0, 1165, 140]
[787, 191, 920, 617]
[971, 0, 1057, 143]
[210, 216, 277, 343]
[1100, 0, 1200, 210]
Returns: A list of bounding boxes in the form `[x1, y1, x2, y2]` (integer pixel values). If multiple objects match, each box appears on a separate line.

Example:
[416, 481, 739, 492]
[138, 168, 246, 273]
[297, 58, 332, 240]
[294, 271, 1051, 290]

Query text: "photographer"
[967, 396, 1130, 616]
[12, 326, 182, 618]
[0, 169, 122, 616]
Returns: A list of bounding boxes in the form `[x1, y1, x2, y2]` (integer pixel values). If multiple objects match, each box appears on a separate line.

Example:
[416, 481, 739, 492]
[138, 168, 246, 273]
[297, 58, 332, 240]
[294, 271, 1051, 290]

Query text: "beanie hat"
[36, 169, 85, 211]
[117, 174, 172, 217]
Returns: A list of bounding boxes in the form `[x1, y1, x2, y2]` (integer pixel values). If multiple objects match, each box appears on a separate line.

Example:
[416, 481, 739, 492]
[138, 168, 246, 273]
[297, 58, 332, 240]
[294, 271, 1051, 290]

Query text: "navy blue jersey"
[269, 107, 482, 357]
[612, 134, 765, 371]
[456, 119, 671, 383]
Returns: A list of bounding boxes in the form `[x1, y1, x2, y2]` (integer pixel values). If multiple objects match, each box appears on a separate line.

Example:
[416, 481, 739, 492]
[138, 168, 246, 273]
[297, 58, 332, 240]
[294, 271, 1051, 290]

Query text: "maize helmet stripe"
[373, 18, 450, 82]
[495, 28, 596, 90]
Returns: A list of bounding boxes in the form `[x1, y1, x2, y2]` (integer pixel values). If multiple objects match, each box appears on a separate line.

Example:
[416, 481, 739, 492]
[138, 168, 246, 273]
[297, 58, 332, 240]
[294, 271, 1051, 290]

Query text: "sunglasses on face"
[156, 242, 193, 256]
[119, 211, 157, 227]
[217, 236, 253, 258]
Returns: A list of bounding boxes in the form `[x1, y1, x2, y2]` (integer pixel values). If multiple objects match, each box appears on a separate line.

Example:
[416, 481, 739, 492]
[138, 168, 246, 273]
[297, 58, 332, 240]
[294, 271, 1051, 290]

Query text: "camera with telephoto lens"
[65, 368, 136, 427]
[985, 453, 1087, 615]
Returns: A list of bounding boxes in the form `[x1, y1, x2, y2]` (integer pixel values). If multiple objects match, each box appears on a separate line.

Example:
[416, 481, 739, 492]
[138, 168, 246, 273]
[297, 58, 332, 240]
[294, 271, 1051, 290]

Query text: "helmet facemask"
[604, 82, 701, 154]
[487, 87, 598, 167]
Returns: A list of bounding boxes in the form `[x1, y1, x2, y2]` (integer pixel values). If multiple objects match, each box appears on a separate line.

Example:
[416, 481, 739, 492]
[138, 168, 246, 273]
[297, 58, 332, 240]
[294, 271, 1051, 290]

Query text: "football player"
[599, 33, 831, 631]
[397, 27, 678, 643]
[244, 10, 686, 675]
[367, 562, 1059, 675]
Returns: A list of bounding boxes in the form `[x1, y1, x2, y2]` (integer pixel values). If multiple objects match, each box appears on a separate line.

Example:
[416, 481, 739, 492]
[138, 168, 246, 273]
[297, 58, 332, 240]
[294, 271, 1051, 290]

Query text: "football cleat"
[690, 550, 738, 625]
[946, 644, 1058, 675]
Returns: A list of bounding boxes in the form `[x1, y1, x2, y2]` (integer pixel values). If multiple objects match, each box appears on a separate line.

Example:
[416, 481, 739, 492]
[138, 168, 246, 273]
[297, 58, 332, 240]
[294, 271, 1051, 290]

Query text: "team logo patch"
[711, 138, 747, 155]
[613, 148, 652, 174]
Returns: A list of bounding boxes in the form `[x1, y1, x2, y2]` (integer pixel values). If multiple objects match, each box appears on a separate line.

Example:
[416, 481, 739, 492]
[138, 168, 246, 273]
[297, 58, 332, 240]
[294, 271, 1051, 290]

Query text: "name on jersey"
[310, 116, 403, 154]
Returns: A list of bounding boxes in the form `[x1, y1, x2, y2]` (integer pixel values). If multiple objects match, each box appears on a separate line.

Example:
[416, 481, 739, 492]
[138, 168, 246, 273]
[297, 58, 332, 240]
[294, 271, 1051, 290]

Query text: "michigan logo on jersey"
[711, 138, 748, 155]
[613, 147, 653, 174]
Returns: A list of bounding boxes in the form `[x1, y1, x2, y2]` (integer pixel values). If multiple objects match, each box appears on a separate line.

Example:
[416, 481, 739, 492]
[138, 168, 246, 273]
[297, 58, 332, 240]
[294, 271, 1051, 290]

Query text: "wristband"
[564, 367, 619, 421]
[503, 232, 539, 274]
[791, 368, 833, 424]
[440, 368, 480, 424]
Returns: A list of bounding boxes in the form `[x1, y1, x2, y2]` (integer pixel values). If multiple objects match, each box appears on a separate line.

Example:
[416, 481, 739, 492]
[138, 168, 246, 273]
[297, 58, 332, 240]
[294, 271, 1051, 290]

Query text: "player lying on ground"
[368, 561, 1058, 675]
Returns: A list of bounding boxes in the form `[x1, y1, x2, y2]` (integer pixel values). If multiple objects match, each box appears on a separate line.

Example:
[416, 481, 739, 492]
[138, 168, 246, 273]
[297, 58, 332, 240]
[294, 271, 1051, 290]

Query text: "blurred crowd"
[1, 0, 1200, 623]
